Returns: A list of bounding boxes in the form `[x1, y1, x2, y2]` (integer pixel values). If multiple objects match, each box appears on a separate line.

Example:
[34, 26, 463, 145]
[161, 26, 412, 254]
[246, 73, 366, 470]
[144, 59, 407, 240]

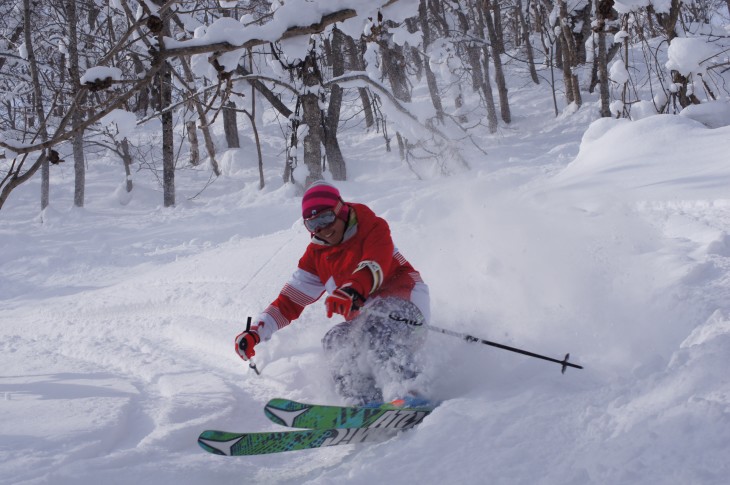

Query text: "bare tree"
[6, 0, 726, 214]
[418, 0, 444, 124]
[482, 0, 512, 123]
[66, 0, 86, 207]
[220, 7, 240, 150]
[300, 49, 324, 186]
[147, 4, 175, 207]
[1, 2, 367, 208]
[23, 0, 51, 210]
[324, 26, 347, 181]
[175, 55, 220, 174]
[555, 0, 583, 106]
[516, 0, 540, 84]
[594, 0, 613, 117]
[344, 36, 375, 128]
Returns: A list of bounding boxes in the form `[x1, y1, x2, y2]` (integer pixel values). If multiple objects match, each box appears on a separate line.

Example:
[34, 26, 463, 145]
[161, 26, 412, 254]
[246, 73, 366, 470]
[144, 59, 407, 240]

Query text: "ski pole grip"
[245, 316, 262, 376]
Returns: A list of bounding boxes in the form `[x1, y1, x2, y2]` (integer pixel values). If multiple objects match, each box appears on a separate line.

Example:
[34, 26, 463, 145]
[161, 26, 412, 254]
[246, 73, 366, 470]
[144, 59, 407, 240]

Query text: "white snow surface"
[3, 63, 730, 485]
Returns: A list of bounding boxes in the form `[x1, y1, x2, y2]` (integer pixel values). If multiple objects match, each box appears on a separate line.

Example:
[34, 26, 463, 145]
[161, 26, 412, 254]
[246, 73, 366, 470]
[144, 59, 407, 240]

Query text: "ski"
[198, 427, 399, 456]
[263, 397, 435, 430]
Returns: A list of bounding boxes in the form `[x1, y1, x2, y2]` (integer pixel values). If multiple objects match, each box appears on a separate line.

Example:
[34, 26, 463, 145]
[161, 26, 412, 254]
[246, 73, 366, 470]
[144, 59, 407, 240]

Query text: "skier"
[235, 181, 430, 405]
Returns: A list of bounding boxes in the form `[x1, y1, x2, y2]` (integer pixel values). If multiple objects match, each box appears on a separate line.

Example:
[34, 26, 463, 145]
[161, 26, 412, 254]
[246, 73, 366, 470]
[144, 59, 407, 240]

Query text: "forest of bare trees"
[1, 0, 728, 211]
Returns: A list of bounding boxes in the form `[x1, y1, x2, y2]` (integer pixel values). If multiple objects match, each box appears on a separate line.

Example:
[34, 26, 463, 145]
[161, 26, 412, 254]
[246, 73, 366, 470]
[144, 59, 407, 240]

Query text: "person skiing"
[235, 181, 430, 405]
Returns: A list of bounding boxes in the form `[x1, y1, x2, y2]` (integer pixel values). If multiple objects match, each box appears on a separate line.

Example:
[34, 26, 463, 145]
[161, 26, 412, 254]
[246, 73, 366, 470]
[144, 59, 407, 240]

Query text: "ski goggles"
[304, 210, 337, 233]
[303, 200, 343, 233]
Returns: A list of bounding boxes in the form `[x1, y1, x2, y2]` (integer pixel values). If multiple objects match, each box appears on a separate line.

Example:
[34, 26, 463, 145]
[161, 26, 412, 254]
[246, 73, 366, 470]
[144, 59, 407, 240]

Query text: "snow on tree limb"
[162, 5, 372, 60]
[0, 0, 403, 157]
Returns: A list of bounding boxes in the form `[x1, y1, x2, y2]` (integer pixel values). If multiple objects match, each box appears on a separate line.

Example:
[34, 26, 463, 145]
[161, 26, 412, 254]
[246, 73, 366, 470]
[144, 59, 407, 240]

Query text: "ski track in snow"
[3, 84, 730, 483]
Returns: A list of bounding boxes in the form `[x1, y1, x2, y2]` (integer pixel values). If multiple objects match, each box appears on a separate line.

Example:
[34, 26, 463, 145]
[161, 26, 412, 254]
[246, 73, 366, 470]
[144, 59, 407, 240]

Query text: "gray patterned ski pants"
[321, 296, 427, 404]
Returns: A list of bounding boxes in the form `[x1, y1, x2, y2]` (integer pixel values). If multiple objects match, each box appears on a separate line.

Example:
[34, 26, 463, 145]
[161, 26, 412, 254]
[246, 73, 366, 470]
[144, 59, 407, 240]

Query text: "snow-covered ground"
[3, 74, 730, 483]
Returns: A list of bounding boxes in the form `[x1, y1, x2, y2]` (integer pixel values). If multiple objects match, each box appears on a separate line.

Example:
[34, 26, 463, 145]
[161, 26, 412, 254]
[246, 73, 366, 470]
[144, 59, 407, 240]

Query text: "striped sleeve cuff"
[255, 305, 290, 340]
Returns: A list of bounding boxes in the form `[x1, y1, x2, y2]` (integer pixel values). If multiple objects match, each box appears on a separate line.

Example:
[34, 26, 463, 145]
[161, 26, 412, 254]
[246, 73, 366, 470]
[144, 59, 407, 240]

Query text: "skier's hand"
[235, 329, 261, 360]
[325, 286, 365, 320]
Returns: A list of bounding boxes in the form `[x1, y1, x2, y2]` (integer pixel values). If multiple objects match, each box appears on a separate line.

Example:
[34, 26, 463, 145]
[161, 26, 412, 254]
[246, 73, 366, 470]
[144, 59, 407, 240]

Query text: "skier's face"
[314, 216, 346, 245]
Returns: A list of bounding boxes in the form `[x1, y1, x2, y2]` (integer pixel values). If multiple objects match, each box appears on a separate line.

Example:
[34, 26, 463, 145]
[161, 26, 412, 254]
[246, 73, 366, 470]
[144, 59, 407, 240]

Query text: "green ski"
[198, 398, 436, 456]
[263, 398, 435, 430]
[198, 427, 399, 456]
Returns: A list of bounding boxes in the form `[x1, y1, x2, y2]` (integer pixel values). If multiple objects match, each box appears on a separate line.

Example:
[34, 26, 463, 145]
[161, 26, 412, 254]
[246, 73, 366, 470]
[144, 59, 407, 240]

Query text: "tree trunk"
[246, 64, 265, 190]
[481, 48, 499, 132]
[482, 0, 511, 123]
[595, 0, 612, 117]
[454, 88, 467, 123]
[66, 0, 86, 207]
[379, 29, 411, 158]
[381, 39, 411, 103]
[220, 5, 239, 150]
[154, 9, 175, 207]
[72, 126, 85, 206]
[457, 5, 494, 130]
[491, 1, 505, 54]
[557, 34, 575, 104]
[0, 24, 23, 72]
[577, 5, 593, 65]
[248, 111, 265, 189]
[223, 101, 240, 148]
[597, 30, 611, 117]
[129, 53, 151, 115]
[396, 132, 406, 160]
[344, 36, 374, 128]
[178, 56, 220, 175]
[671, 71, 701, 108]
[160, 76, 174, 206]
[300, 52, 324, 186]
[418, 0, 444, 123]
[324, 27, 347, 181]
[0, 155, 44, 210]
[474, 4, 499, 132]
[359, 91, 375, 129]
[556, 0, 583, 106]
[516, 0, 540, 84]
[23, 0, 50, 210]
[662, 0, 681, 41]
[405, 17, 424, 82]
[186, 120, 200, 166]
[120, 138, 134, 193]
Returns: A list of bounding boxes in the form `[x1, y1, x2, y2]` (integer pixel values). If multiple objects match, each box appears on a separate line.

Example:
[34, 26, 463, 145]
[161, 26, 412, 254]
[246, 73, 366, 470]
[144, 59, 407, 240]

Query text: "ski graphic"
[263, 398, 434, 430]
[198, 427, 399, 456]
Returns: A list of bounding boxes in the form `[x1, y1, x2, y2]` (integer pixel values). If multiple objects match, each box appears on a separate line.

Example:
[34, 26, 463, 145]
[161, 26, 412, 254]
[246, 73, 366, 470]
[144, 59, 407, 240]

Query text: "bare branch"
[327, 72, 450, 142]
[160, 9, 357, 60]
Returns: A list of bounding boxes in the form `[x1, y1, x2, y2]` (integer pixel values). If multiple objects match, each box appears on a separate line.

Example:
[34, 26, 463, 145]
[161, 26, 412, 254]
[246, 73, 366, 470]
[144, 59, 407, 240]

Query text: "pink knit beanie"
[302, 181, 348, 220]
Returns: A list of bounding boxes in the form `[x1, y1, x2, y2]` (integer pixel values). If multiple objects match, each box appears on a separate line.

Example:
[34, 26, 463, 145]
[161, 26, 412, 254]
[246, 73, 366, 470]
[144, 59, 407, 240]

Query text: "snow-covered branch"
[161, 7, 363, 60]
[329, 72, 450, 142]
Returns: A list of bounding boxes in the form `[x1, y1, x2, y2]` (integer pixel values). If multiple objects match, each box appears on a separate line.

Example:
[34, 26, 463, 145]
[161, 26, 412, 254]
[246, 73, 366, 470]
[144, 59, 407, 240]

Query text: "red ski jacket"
[254, 203, 425, 340]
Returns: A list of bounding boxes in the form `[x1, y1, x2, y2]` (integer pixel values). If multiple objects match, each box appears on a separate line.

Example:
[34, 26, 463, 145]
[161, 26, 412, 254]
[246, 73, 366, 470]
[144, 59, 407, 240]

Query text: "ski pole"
[245, 316, 261, 376]
[424, 324, 583, 374]
[363, 308, 583, 373]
